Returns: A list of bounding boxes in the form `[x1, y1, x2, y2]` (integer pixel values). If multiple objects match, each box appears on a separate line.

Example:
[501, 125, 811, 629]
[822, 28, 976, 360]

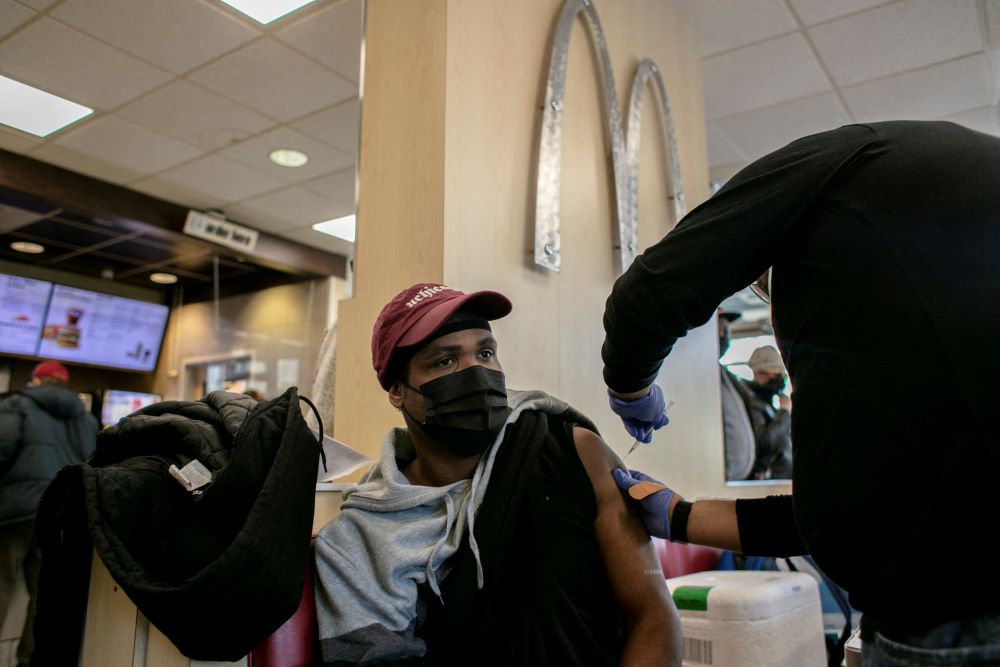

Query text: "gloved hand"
[612, 468, 677, 540]
[608, 384, 669, 443]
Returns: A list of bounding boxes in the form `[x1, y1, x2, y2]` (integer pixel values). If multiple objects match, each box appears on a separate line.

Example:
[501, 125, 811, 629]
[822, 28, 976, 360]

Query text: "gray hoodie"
[314, 389, 588, 663]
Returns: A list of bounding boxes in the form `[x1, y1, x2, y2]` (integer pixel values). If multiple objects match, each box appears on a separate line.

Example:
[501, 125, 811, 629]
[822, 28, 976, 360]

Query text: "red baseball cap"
[32, 360, 70, 383]
[372, 283, 512, 389]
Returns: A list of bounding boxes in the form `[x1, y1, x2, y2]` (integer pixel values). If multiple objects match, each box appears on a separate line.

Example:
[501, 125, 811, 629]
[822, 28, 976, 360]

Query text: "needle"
[624, 439, 642, 459]
[624, 427, 653, 459]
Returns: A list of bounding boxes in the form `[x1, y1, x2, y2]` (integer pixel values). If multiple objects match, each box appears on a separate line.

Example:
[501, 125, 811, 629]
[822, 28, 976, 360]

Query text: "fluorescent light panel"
[312, 214, 356, 243]
[0, 75, 92, 137]
[219, 0, 318, 24]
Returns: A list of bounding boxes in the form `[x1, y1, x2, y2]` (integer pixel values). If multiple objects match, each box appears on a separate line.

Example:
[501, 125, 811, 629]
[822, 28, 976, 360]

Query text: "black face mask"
[403, 365, 512, 457]
[762, 376, 787, 394]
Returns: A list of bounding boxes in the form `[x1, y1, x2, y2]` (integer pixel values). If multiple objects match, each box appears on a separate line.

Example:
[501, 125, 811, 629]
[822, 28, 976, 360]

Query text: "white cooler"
[665, 570, 826, 667]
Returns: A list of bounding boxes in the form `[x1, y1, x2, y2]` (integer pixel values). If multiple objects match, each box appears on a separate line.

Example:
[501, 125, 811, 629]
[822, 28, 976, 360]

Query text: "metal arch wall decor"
[533, 0, 687, 273]
[624, 59, 686, 260]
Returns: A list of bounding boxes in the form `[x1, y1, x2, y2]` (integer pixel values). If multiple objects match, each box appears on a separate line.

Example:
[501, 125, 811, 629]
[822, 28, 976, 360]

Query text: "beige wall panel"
[81, 551, 138, 666]
[341, 0, 785, 498]
[145, 623, 189, 667]
[442, 0, 562, 393]
[332, 0, 448, 459]
[439, 0, 766, 499]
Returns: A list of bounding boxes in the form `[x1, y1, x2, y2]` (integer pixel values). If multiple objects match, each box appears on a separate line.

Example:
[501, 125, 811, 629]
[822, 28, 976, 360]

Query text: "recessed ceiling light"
[10, 241, 45, 254]
[269, 148, 309, 167]
[0, 75, 92, 137]
[312, 214, 356, 243]
[219, 0, 318, 24]
[150, 272, 178, 285]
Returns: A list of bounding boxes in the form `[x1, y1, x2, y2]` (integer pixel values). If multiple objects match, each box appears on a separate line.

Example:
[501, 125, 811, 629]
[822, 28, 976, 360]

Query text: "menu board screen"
[101, 389, 161, 426]
[37, 285, 169, 372]
[0, 274, 53, 356]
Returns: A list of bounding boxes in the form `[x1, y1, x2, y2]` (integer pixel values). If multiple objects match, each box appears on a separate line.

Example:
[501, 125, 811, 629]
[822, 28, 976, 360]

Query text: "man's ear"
[387, 381, 404, 410]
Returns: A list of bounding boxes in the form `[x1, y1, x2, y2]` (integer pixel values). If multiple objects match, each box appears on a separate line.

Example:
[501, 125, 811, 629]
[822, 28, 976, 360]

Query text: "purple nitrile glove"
[612, 468, 677, 541]
[608, 384, 669, 443]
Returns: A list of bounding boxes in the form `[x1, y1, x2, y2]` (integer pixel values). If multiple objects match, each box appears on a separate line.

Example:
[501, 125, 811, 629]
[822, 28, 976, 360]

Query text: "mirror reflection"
[719, 287, 792, 483]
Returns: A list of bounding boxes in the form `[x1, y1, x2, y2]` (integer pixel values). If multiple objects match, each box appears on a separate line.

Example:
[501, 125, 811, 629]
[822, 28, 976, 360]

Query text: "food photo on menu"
[37, 284, 169, 372]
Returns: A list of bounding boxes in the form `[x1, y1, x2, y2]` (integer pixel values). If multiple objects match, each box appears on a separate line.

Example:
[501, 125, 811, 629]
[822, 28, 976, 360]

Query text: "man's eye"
[479, 349, 496, 359]
[435, 357, 455, 367]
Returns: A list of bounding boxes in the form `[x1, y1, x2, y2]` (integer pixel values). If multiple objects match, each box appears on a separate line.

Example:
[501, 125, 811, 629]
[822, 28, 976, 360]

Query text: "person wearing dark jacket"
[0, 360, 96, 666]
[601, 121, 1000, 666]
[314, 283, 680, 666]
[741, 345, 792, 480]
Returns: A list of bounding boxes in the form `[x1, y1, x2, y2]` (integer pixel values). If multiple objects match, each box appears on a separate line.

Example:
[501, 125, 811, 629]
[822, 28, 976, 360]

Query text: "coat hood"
[21, 385, 85, 420]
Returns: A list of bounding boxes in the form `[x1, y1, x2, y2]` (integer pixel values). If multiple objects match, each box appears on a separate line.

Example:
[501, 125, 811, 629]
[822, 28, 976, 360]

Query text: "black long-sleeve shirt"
[603, 121, 1000, 638]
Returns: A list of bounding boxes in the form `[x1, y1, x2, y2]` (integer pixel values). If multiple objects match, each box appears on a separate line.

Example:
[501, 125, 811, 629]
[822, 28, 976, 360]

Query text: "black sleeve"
[735, 495, 807, 557]
[601, 124, 877, 392]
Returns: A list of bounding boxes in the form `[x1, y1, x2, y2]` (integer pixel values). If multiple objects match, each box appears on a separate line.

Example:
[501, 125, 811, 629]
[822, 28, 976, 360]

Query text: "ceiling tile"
[289, 97, 359, 154]
[128, 176, 225, 212]
[1, 0, 34, 37]
[705, 122, 747, 168]
[715, 92, 852, 162]
[52, 116, 202, 176]
[942, 106, 1000, 138]
[702, 33, 831, 118]
[0, 125, 42, 153]
[301, 167, 355, 206]
[809, 0, 982, 86]
[275, 0, 363, 82]
[12, 0, 56, 9]
[280, 224, 352, 257]
[188, 38, 356, 122]
[28, 143, 144, 184]
[153, 155, 286, 202]
[988, 1, 1000, 103]
[231, 186, 350, 233]
[117, 80, 275, 150]
[788, 0, 890, 26]
[219, 126, 354, 183]
[0, 18, 171, 110]
[675, 0, 796, 56]
[842, 55, 990, 122]
[51, 0, 259, 75]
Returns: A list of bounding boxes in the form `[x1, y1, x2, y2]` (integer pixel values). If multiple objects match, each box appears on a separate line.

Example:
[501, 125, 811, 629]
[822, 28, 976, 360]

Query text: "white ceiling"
[0, 0, 361, 258]
[1, 0, 998, 260]
[677, 0, 1000, 183]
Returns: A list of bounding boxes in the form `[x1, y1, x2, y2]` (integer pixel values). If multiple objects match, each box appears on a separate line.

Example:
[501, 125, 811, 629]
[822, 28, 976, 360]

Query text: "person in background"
[0, 361, 97, 666]
[743, 345, 792, 480]
[313, 283, 680, 666]
[717, 308, 756, 480]
[601, 121, 1000, 666]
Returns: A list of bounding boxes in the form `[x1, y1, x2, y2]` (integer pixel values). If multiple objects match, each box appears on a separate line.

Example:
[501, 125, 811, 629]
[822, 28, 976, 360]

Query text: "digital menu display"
[101, 389, 162, 426]
[37, 285, 169, 372]
[0, 274, 53, 356]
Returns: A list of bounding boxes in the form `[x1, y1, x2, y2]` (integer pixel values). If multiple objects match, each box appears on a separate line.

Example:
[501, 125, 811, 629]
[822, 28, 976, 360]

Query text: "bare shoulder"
[571, 426, 624, 501]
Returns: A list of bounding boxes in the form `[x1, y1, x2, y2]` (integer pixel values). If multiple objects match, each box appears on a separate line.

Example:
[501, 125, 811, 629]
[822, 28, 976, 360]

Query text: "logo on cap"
[405, 285, 459, 308]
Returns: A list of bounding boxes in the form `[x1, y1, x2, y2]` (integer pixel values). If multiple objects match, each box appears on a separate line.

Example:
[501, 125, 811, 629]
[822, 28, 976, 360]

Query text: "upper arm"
[572, 427, 678, 632]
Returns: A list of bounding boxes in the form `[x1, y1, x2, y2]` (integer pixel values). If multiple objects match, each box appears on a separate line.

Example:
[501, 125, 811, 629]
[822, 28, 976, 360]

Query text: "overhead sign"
[183, 210, 259, 254]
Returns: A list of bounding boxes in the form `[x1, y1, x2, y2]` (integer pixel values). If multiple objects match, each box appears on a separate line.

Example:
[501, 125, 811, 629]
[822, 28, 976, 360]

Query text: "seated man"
[314, 283, 680, 666]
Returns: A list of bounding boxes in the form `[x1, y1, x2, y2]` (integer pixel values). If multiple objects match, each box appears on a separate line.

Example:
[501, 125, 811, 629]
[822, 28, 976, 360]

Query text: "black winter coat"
[31, 387, 321, 664]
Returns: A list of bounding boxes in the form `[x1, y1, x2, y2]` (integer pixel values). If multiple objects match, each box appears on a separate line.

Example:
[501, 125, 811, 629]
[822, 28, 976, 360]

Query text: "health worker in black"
[602, 121, 1000, 666]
